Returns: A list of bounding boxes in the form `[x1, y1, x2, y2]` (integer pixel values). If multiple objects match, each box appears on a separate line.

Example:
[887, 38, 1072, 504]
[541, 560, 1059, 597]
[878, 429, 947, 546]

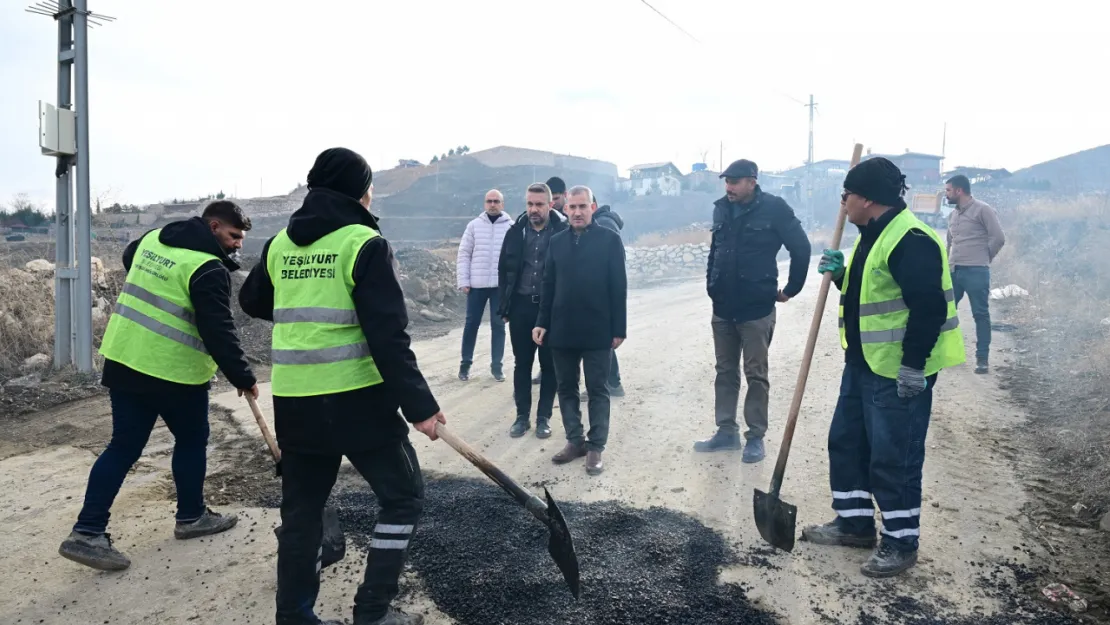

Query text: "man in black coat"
[697, 159, 812, 463]
[496, 182, 567, 438]
[533, 185, 627, 476]
[240, 148, 442, 625]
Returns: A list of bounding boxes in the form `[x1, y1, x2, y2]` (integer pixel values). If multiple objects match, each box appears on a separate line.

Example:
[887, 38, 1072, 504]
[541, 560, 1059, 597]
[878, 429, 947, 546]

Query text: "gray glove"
[896, 365, 927, 398]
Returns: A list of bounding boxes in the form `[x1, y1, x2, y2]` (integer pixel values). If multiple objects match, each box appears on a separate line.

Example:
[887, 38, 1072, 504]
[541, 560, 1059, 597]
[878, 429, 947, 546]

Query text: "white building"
[619, 162, 683, 197]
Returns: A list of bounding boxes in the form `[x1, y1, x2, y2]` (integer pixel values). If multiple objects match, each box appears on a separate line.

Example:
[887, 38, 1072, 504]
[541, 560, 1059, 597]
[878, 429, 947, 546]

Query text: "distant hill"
[1007, 144, 1110, 193]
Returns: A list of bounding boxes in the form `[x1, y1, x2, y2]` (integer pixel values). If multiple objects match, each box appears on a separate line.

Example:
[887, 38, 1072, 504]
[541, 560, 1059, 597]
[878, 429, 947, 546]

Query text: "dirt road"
[0, 260, 1083, 624]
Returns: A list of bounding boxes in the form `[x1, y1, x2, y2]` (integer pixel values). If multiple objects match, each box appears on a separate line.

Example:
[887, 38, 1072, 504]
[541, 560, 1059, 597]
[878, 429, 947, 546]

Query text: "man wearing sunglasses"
[456, 189, 512, 382]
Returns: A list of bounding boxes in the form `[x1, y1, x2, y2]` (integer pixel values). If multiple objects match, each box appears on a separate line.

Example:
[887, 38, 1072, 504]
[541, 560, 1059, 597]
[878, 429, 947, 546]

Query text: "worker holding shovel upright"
[239, 147, 444, 625]
[801, 158, 965, 577]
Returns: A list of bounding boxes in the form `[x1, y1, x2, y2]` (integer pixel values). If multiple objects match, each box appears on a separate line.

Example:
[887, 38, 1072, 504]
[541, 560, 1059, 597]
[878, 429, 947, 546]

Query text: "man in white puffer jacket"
[456, 189, 513, 381]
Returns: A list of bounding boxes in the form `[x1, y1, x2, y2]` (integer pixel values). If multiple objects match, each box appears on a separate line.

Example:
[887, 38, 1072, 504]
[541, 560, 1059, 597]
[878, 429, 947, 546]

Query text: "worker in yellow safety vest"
[59, 201, 259, 572]
[801, 157, 965, 578]
[239, 147, 445, 625]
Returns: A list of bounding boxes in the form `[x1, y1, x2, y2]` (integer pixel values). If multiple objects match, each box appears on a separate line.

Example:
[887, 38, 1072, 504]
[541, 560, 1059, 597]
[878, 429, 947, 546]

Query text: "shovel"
[754, 143, 864, 552]
[434, 422, 581, 599]
[246, 395, 346, 569]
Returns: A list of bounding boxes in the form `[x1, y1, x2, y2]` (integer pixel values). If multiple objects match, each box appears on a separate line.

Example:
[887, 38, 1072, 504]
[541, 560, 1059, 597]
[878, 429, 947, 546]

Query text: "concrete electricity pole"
[28, 0, 114, 373]
[804, 94, 817, 228]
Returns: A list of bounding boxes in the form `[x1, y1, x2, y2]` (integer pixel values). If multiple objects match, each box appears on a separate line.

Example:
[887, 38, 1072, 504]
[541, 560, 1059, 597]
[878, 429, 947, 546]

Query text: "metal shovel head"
[273, 505, 346, 569]
[753, 487, 797, 552]
[544, 487, 581, 599]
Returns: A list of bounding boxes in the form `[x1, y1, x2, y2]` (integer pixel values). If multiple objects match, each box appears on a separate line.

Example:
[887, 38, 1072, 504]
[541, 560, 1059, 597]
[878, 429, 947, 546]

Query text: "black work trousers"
[275, 441, 424, 625]
[552, 347, 613, 451]
[509, 294, 556, 421]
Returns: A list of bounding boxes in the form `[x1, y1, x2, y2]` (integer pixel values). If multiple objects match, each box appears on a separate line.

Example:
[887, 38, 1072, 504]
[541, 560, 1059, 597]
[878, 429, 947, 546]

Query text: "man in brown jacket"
[944, 174, 1005, 374]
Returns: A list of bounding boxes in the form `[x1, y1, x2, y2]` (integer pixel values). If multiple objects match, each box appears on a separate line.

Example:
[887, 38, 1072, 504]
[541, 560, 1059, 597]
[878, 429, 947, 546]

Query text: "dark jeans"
[509, 294, 556, 420]
[952, 265, 991, 362]
[460, 287, 505, 370]
[827, 362, 935, 552]
[276, 441, 424, 625]
[608, 350, 621, 387]
[552, 347, 612, 452]
[74, 389, 209, 535]
[711, 310, 776, 439]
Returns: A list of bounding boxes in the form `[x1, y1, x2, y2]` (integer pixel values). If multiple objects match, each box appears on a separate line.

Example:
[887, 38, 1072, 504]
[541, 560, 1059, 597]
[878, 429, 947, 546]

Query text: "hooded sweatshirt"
[101, 216, 256, 393]
[238, 188, 440, 453]
[592, 205, 625, 238]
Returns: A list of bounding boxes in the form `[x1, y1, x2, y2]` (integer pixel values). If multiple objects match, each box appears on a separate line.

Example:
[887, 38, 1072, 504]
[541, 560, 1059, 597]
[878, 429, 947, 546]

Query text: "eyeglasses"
[486, 199, 502, 204]
[841, 191, 852, 203]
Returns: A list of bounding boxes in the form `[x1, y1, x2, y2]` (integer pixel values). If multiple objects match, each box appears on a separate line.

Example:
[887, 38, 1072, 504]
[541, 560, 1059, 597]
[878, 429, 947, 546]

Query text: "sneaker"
[800, 520, 877, 548]
[491, 367, 505, 382]
[607, 384, 625, 397]
[693, 430, 742, 453]
[358, 607, 425, 625]
[551, 442, 588, 465]
[586, 450, 604, 476]
[742, 438, 766, 463]
[175, 507, 238, 540]
[860, 542, 918, 578]
[59, 531, 131, 571]
[535, 417, 552, 439]
[458, 364, 470, 381]
[974, 359, 989, 375]
[509, 417, 530, 438]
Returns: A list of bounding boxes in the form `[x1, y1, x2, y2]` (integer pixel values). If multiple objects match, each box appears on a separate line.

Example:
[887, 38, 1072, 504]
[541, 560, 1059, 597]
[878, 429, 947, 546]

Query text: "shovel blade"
[544, 488, 581, 599]
[753, 488, 797, 552]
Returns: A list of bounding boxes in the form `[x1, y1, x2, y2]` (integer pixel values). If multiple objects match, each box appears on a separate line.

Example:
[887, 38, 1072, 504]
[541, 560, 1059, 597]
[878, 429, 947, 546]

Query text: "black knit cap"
[843, 157, 908, 210]
[307, 147, 373, 201]
[546, 176, 567, 195]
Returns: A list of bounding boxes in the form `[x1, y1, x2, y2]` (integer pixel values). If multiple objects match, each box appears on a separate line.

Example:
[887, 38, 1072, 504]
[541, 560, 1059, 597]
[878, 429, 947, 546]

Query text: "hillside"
[1007, 144, 1110, 193]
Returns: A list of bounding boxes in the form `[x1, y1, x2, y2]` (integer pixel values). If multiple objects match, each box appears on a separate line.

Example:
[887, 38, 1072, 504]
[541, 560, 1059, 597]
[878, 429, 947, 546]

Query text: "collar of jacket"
[286, 187, 381, 246]
[857, 204, 907, 241]
[476, 211, 511, 223]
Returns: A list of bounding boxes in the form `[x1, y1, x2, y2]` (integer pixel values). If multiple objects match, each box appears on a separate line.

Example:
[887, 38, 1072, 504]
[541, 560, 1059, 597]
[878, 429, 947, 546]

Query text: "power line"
[637, 0, 701, 44]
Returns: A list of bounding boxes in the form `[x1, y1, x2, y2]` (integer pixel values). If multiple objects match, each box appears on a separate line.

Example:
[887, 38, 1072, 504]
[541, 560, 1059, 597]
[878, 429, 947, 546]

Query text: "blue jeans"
[952, 265, 991, 362]
[74, 389, 210, 535]
[460, 287, 505, 370]
[827, 362, 935, 552]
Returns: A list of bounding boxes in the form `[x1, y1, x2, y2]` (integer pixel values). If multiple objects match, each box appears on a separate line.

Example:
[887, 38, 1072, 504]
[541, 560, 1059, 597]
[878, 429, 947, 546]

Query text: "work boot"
[742, 438, 766, 463]
[458, 364, 470, 381]
[586, 450, 604, 476]
[357, 607, 425, 625]
[509, 416, 530, 438]
[608, 383, 626, 397]
[535, 417, 552, 439]
[860, 542, 918, 578]
[693, 430, 742, 452]
[58, 531, 131, 571]
[491, 366, 505, 382]
[552, 442, 588, 465]
[174, 507, 238, 540]
[800, 520, 877, 548]
[975, 359, 989, 375]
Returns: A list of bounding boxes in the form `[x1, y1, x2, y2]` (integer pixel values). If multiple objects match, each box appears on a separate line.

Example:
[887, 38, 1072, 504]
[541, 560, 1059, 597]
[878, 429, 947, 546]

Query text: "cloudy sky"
[1, 0, 1107, 210]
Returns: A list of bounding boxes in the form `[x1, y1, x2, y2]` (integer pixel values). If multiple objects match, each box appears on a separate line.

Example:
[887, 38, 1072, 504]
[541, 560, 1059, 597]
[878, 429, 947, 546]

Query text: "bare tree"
[93, 185, 118, 215]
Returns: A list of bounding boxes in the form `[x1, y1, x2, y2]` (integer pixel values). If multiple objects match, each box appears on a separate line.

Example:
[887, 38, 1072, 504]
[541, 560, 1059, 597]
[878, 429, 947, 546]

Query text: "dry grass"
[632, 230, 711, 248]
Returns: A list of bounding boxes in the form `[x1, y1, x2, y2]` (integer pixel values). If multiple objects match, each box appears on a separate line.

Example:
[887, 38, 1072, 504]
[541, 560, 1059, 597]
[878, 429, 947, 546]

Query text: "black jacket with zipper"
[101, 217, 256, 394]
[592, 204, 624, 237]
[706, 187, 812, 323]
[496, 211, 568, 318]
[536, 223, 627, 351]
[238, 188, 440, 454]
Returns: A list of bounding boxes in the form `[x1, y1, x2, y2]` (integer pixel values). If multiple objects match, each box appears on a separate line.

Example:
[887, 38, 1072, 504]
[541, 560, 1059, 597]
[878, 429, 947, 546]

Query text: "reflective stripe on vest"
[268, 224, 384, 397]
[98, 230, 220, 384]
[838, 210, 967, 378]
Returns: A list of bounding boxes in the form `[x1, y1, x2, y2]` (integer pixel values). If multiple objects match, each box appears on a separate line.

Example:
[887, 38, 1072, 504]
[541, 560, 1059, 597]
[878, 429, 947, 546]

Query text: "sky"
[2, 0, 1109, 211]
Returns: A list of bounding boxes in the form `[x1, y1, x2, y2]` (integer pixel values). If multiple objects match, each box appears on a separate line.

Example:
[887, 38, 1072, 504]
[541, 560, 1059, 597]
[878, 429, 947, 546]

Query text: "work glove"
[896, 365, 928, 399]
[817, 249, 845, 280]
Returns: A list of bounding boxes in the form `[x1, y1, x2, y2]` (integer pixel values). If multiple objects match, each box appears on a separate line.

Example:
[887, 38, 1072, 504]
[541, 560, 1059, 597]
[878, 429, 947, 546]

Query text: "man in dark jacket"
[697, 159, 812, 463]
[239, 148, 443, 625]
[591, 198, 626, 396]
[59, 201, 257, 572]
[517, 176, 568, 387]
[497, 182, 567, 438]
[534, 185, 627, 476]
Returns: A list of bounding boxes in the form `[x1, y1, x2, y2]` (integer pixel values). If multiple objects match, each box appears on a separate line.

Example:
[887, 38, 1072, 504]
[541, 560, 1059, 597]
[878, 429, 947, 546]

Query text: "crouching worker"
[240, 147, 445, 625]
[801, 157, 965, 578]
[59, 200, 258, 571]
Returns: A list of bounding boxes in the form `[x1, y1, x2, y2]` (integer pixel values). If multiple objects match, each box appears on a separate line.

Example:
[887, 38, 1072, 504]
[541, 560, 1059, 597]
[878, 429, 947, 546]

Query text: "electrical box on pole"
[39, 101, 76, 156]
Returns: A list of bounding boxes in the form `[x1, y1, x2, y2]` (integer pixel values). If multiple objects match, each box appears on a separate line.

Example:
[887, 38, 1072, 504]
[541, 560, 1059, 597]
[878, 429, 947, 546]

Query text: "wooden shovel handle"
[246, 394, 281, 463]
[767, 143, 864, 497]
[434, 422, 547, 519]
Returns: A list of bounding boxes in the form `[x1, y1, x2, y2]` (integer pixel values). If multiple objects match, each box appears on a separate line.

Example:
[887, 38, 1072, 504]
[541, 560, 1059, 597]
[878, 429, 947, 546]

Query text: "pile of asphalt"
[330, 476, 779, 625]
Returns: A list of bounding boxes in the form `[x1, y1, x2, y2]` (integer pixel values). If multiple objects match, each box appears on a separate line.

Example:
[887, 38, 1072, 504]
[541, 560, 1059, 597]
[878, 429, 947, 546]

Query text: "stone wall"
[625, 243, 709, 286]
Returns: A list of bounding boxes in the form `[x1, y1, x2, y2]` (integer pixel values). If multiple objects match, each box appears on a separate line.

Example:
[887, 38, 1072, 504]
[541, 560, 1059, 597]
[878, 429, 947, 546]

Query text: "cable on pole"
[637, 0, 701, 44]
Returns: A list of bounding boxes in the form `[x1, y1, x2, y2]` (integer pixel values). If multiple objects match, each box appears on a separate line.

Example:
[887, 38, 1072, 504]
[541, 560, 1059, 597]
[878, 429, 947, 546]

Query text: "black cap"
[720, 159, 758, 179]
[307, 147, 373, 201]
[843, 157, 908, 210]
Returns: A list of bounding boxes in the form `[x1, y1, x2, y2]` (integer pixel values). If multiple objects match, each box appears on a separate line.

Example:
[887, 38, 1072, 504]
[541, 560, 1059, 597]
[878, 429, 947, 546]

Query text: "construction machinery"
[910, 191, 947, 229]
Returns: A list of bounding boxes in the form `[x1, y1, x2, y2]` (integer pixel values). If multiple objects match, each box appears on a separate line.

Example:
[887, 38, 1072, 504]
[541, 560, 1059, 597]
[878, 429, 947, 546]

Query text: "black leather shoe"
[509, 417, 530, 438]
[800, 519, 877, 548]
[458, 364, 470, 381]
[693, 430, 742, 452]
[860, 542, 918, 578]
[535, 418, 552, 439]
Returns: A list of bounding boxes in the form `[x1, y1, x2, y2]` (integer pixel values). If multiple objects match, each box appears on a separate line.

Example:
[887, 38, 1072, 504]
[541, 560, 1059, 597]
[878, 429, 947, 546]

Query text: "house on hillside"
[683, 168, 720, 194]
[621, 162, 683, 197]
[862, 150, 944, 186]
[397, 159, 423, 168]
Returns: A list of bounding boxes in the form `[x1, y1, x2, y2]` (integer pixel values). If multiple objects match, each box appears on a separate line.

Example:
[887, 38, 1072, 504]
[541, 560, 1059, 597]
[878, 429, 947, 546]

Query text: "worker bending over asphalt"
[240, 147, 444, 625]
[802, 158, 965, 578]
[59, 201, 258, 571]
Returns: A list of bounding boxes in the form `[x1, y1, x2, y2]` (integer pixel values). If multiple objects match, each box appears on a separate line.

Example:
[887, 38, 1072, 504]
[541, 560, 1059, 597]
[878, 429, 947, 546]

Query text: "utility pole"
[719, 141, 723, 172]
[29, 0, 114, 373]
[804, 94, 817, 228]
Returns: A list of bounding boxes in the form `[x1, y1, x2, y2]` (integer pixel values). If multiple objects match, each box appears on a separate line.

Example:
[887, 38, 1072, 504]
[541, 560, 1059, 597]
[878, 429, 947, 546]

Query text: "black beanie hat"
[307, 147, 373, 201]
[546, 176, 567, 195]
[843, 158, 908, 210]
